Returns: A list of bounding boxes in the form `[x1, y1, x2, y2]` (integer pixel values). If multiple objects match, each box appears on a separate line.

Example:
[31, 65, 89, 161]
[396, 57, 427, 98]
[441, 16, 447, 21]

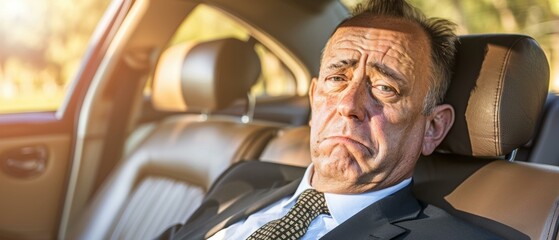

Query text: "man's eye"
[376, 85, 393, 92]
[326, 76, 346, 82]
[373, 84, 398, 97]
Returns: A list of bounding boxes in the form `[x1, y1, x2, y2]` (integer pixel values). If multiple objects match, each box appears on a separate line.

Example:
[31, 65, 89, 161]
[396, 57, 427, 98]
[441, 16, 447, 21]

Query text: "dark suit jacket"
[157, 161, 501, 240]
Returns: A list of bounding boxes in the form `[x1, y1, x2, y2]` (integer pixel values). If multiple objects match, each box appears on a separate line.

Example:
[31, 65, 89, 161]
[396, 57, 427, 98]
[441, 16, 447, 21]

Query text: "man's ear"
[422, 104, 454, 155]
[308, 77, 318, 126]
[309, 77, 318, 105]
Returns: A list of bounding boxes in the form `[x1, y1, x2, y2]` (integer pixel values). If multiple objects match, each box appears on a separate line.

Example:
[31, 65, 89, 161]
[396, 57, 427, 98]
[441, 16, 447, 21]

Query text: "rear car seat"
[259, 126, 311, 167]
[259, 34, 559, 239]
[69, 38, 279, 240]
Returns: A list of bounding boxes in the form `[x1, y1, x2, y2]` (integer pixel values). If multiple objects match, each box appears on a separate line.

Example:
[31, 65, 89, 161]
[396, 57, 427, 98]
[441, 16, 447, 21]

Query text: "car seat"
[68, 38, 279, 240]
[411, 34, 557, 240]
[259, 126, 311, 167]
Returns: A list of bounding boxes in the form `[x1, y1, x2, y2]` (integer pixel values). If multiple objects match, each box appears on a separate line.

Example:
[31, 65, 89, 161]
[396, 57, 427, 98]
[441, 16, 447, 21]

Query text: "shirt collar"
[285, 164, 412, 225]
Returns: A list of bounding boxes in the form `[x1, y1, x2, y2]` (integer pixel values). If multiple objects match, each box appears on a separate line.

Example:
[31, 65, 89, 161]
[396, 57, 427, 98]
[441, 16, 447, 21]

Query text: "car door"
[0, 0, 129, 239]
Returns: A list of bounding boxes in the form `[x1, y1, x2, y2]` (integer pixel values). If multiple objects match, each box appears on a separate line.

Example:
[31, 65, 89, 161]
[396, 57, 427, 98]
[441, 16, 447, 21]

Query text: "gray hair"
[341, 0, 458, 114]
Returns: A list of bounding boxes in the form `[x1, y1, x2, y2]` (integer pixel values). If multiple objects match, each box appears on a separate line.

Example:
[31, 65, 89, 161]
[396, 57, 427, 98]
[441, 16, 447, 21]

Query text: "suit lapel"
[177, 178, 301, 239]
[321, 186, 421, 240]
[213, 179, 301, 236]
[239, 179, 301, 217]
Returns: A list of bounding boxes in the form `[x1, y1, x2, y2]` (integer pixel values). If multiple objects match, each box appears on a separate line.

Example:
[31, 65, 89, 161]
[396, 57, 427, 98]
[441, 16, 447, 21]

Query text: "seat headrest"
[152, 38, 261, 112]
[439, 34, 549, 157]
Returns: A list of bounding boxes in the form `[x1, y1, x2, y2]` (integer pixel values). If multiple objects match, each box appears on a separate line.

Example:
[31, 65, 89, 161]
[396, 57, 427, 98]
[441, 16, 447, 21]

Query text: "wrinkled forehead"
[325, 16, 430, 56]
[321, 16, 431, 73]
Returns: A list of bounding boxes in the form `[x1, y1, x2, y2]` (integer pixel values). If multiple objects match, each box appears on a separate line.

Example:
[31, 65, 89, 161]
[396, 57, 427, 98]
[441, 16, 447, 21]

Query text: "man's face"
[309, 16, 440, 193]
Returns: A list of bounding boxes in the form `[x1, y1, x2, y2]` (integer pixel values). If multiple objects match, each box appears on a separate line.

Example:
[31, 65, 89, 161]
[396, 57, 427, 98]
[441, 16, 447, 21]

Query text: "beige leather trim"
[464, 43, 509, 156]
[152, 42, 197, 112]
[445, 161, 559, 239]
[440, 35, 549, 157]
[260, 126, 311, 167]
[0, 134, 70, 240]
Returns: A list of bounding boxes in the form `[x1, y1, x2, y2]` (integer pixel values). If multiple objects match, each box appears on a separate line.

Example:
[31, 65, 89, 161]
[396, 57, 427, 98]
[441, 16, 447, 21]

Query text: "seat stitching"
[494, 37, 523, 156]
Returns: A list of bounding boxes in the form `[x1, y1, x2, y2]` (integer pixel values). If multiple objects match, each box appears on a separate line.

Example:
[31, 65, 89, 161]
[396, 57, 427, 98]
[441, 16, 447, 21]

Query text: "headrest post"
[199, 111, 209, 122]
[242, 93, 255, 124]
[506, 149, 518, 162]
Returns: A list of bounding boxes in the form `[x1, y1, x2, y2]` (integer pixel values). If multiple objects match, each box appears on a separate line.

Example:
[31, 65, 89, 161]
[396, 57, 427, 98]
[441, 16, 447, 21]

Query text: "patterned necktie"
[247, 189, 330, 240]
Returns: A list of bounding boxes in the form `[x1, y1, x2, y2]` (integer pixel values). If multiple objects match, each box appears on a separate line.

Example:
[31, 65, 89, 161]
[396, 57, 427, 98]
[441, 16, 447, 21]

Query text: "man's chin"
[311, 177, 375, 194]
[311, 163, 366, 193]
[315, 154, 363, 175]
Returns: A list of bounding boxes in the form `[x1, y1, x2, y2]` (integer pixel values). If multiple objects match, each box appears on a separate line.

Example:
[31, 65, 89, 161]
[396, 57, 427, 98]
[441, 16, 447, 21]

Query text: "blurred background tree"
[0, 0, 110, 112]
[0, 0, 557, 113]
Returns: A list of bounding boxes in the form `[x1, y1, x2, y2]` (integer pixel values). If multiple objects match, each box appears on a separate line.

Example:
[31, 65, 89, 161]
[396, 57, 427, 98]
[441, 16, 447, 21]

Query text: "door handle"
[1, 145, 48, 178]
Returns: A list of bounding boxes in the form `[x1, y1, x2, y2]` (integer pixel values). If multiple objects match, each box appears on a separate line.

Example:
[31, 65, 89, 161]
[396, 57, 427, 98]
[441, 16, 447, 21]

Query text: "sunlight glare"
[0, 0, 27, 21]
[552, 71, 559, 93]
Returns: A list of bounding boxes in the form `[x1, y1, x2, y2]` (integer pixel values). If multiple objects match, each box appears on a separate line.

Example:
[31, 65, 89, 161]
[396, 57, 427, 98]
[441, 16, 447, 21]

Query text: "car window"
[342, 0, 559, 93]
[144, 4, 298, 98]
[0, 0, 112, 114]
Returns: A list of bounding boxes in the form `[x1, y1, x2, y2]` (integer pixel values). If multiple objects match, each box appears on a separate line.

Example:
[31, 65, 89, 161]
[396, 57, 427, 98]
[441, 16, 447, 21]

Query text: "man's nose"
[336, 81, 368, 121]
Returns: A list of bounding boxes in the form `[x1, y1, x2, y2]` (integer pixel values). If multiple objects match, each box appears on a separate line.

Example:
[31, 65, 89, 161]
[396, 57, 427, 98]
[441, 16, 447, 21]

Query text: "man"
[158, 0, 500, 239]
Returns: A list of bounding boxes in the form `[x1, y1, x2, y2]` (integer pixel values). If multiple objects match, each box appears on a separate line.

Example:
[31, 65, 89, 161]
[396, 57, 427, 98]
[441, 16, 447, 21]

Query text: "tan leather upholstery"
[414, 35, 558, 239]
[260, 126, 311, 167]
[439, 35, 549, 157]
[69, 38, 276, 240]
[414, 154, 559, 239]
[152, 38, 260, 112]
[446, 162, 559, 239]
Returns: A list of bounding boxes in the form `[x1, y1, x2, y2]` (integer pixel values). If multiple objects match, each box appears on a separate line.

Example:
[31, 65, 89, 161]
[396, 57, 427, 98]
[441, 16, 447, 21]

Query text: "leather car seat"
[69, 38, 279, 240]
[259, 126, 311, 167]
[259, 34, 559, 239]
[413, 34, 558, 240]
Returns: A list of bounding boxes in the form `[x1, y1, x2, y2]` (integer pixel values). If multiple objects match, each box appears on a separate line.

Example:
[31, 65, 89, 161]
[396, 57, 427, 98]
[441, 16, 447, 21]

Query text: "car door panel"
[0, 134, 71, 239]
[0, 0, 129, 238]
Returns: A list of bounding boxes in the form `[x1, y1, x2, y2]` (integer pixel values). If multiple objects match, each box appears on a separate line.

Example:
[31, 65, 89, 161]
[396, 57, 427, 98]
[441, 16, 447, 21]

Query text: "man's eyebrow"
[327, 59, 359, 70]
[369, 62, 407, 84]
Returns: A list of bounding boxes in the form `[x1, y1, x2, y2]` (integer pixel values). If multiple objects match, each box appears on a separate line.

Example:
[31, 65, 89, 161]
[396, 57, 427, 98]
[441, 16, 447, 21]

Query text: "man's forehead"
[323, 32, 416, 70]
[322, 16, 428, 67]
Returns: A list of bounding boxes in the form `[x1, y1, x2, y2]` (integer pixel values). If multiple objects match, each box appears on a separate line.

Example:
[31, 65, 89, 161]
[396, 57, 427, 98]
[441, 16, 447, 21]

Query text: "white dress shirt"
[208, 164, 411, 240]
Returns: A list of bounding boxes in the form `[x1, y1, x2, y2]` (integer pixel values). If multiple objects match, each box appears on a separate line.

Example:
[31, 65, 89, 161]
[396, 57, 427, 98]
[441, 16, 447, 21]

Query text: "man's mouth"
[322, 136, 374, 156]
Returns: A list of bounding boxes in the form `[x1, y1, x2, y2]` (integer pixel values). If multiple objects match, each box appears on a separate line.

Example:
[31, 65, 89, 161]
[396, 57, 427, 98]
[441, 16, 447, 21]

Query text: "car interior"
[70, 37, 284, 239]
[2, 0, 558, 240]
[69, 30, 559, 240]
